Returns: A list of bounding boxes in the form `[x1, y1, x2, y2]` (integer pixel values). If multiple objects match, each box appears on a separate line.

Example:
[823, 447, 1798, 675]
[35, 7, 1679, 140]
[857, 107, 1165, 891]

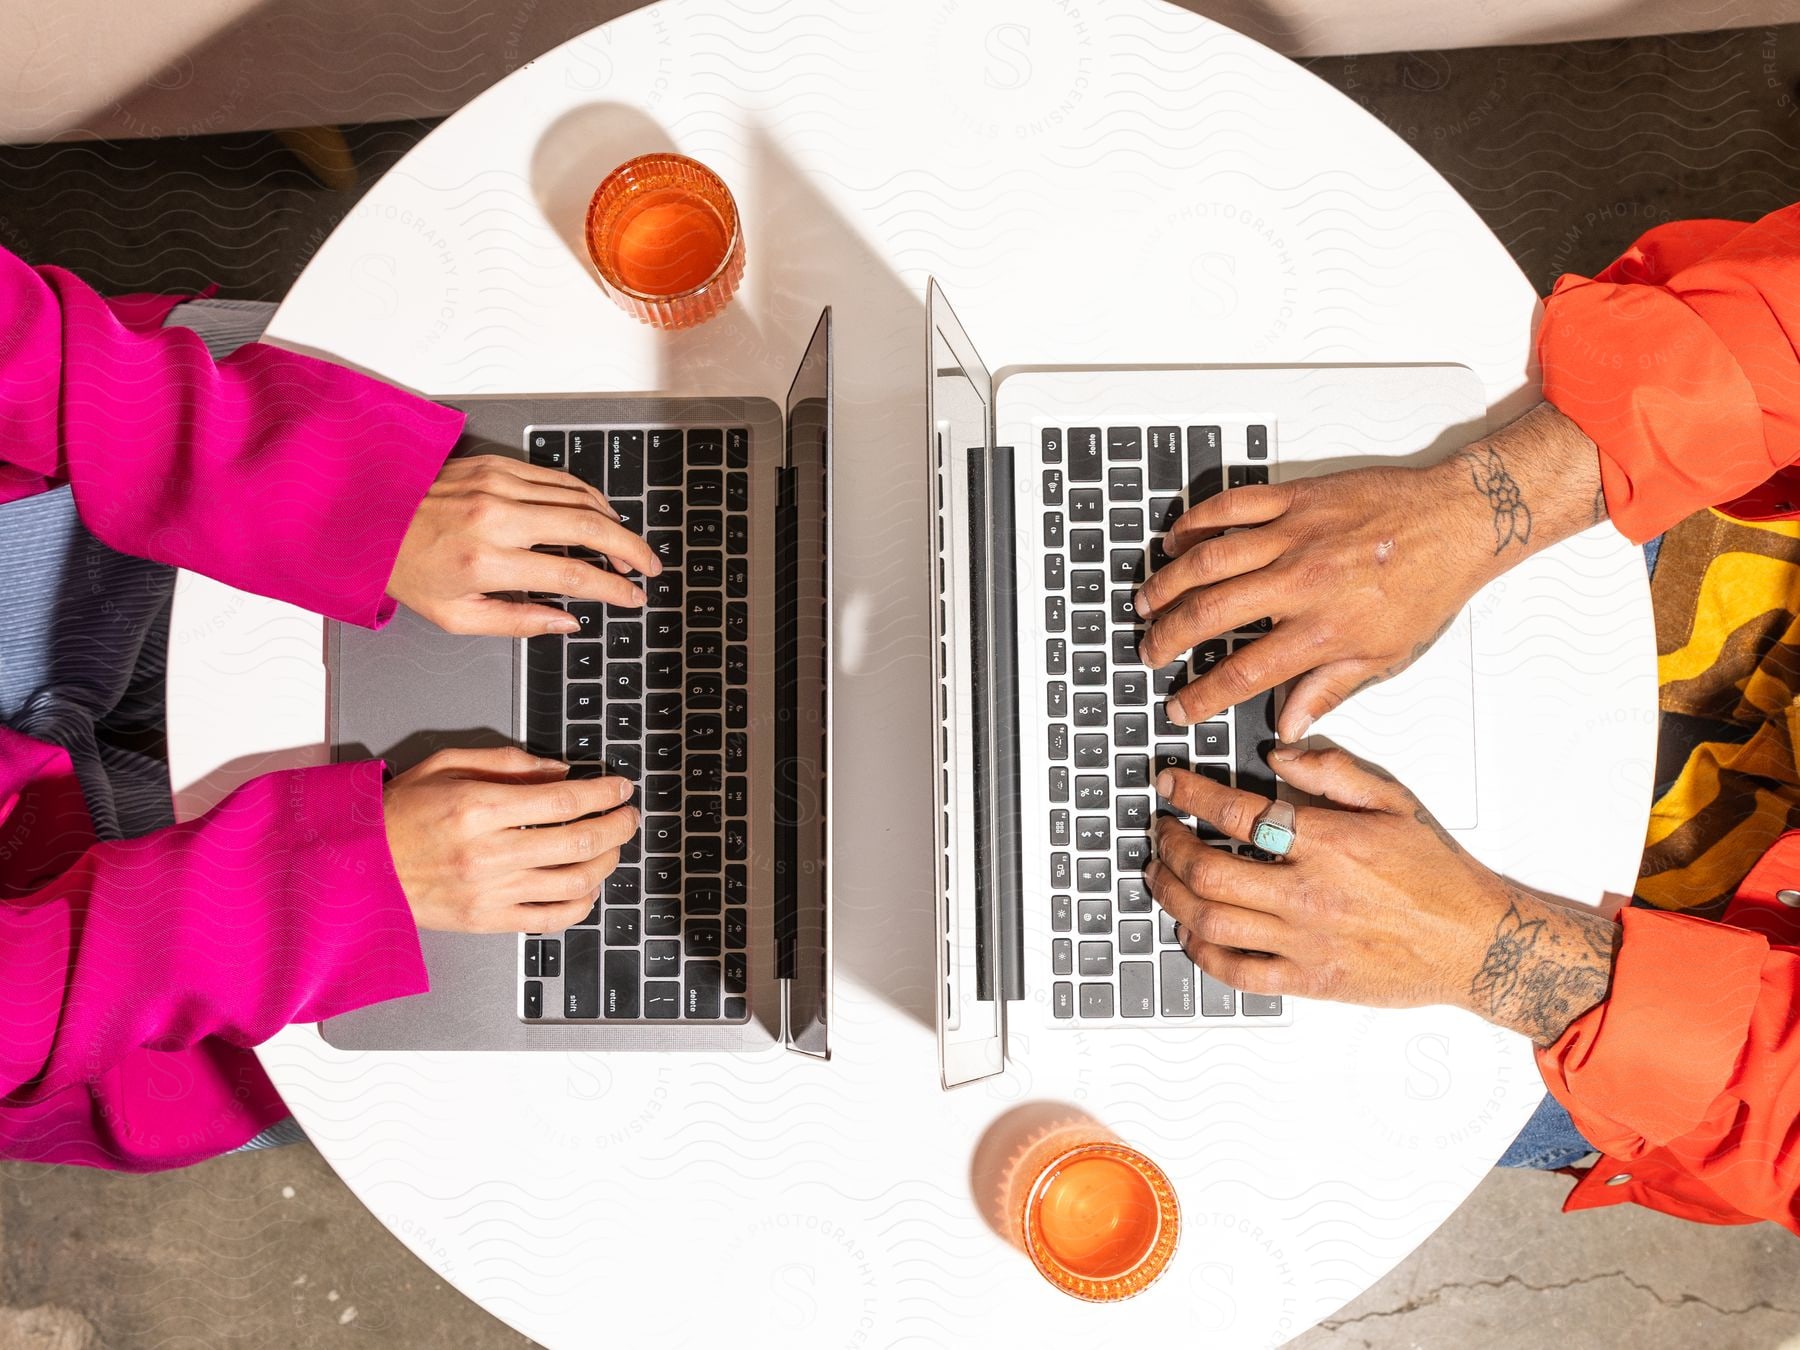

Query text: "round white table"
[167, 2, 1658, 1344]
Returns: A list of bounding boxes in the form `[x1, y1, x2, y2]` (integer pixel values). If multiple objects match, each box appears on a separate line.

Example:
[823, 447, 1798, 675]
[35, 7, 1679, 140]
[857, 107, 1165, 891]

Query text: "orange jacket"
[1533, 203, 1800, 1230]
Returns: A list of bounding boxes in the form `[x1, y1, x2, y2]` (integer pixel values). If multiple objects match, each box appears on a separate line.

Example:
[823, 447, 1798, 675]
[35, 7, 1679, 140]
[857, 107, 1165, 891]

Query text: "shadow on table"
[530, 105, 943, 1032]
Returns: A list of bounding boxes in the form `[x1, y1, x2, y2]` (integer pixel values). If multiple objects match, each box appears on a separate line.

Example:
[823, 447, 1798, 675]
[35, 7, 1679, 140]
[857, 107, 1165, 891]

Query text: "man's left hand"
[1146, 746, 1619, 1044]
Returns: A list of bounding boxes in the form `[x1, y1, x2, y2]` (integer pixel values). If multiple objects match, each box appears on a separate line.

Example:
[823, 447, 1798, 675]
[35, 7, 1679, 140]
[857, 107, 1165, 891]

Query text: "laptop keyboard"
[519, 425, 754, 1025]
[1039, 423, 1286, 1026]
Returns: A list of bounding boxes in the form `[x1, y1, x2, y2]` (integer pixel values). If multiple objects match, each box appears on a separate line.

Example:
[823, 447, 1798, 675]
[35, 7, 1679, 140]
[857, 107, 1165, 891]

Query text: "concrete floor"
[4, 16, 1800, 1350]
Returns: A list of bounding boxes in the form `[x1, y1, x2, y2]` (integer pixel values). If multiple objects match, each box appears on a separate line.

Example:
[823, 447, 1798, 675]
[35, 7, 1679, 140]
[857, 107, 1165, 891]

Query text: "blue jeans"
[1498, 1093, 1595, 1169]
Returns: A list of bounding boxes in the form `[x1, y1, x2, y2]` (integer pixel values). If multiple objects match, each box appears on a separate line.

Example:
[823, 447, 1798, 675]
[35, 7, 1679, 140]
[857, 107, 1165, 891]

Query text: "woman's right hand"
[382, 747, 637, 932]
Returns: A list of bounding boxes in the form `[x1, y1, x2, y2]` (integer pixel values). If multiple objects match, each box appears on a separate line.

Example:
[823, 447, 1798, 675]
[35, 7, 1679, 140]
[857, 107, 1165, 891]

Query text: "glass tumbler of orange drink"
[584, 152, 745, 330]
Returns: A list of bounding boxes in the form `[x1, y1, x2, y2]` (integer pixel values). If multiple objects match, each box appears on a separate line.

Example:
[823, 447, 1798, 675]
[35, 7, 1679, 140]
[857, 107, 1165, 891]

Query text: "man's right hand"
[382, 747, 636, 932]
[1134, 400, 1604, 741]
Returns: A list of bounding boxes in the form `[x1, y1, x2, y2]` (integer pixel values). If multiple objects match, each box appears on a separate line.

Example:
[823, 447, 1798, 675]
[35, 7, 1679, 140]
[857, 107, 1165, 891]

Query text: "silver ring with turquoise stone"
[1250, 800, 1297, 857]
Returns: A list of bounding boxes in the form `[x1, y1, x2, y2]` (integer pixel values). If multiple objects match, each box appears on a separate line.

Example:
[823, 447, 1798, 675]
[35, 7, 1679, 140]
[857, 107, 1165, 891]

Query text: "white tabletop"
[166, 2, 1657, 1344]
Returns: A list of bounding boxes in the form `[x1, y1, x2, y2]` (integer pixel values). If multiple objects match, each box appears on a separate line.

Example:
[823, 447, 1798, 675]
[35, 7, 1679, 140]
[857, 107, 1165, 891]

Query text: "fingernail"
[1268, 744, 1300, 762]
[1155, 770, 1175, 797]
[1134, 589, 1153, 618]
[538, 757, 570, 773]
[1167, 703, 1191, 727]
[1144, 859, 1161, 885]
[547, 615, 580, 634]
[615, 778, 635, 802]
[630, 586, 647, 605]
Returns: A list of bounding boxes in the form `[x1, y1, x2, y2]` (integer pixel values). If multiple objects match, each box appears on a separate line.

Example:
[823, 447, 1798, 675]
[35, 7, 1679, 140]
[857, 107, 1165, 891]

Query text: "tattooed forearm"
[1469, 448, 1534, 554]
[1468, 892, 1619, 1046]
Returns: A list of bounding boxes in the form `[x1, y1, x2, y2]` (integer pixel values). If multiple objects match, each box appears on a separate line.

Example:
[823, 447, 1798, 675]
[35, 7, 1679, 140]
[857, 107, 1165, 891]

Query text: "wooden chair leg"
[276, 126, 357, 191]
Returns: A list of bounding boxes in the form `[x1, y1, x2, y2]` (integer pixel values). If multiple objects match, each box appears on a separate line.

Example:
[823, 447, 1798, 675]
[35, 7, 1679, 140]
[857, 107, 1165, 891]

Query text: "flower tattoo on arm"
[1470, 448, 1534, 554]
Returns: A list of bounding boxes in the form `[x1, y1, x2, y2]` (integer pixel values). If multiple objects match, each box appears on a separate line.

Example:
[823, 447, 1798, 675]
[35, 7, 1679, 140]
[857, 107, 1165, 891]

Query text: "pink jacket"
[0, 248, 462, 1170]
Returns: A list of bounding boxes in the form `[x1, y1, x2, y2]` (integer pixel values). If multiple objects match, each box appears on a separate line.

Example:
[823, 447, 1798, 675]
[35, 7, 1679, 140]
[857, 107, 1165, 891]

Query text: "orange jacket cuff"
[1536, 907, 1767, 1149]
[1538, 278, 1769, 544]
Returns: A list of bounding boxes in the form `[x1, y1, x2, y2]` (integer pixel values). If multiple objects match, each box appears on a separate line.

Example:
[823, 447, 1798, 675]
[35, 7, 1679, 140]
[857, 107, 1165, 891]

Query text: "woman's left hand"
[387, 454, 662, 637]
[1146, 746, 1619, 1044]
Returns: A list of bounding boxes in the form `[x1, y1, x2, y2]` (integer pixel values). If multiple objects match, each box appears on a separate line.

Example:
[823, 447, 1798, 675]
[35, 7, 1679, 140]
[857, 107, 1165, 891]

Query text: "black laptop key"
[523, 980, 544, 1019]
[606, 622, 642, 659]
[1117, 836, 1152, 872]
[1070, 528, 1104, 563]
[1044, 512, 1065, 549]
[687, 632, 723, 670]
[688, 592, 722, 627]
[725, 602, 749, 643]
[1201, 970, 1237, 1017]
[1117, 875, 1150, 911]
[1160, 951, 1196, 1016]
[528, 429, 567, 469]
[566, 683, 603, 720]
[1147, 427, 1182, 489]
[1117, 794, 1152, 830]
[568, 429, 605, 483]
[646, 492, 682, 531]
[645, 940, 680, 978]
[686, 794, 723, 832]
[1106, 427, 1141, 462]
[1048, 723, 1068, 762]
[605, 867, 640, 906]
[725, 685, 748, 728]
[1111, 630, 1143, 665]
[684, 672, 721, 710]
[1069, 427, 1103, 481]
[1110, 549, 1145, 585]
[566, 724, 603, 759]
[648, 529, 682, 572]
[1075, 774, 1109, 808]
[644, 775, 682, 814]
[724, 820, 748, 863]
[604, 950, 641, 1018]
[1078, 941, 1114, 977]
[1045, 554, 1065, 592]
[1049, 643, 1068, 675]
[1120, 961, 1154, 1018]
[1107, 466, 1143, 500]
[643, 815, 680, 855]
[689, 428, 724, 466]
[686, 829, 723, 869]
[647, 428, 684, 486]
[1246, 424, 1269, 461]
[1043, 468, 1064, 507]
[612, 499, 643, 535]
[726, 515, 749, 555]
[559, 638, 598, 681]
[689, 470, 724, 507]
[683, 713, 722, 751]
[1050, 810, 1070, 847]
[606, 430, 644, 497]
[539, 939, 562, 978]
[1069, 488, 1103, 522]
[1075, 734, 1108, 768]
[1076, 816, 1110, 851]
[1116, 754, 1150, 788]
[727, 557, 748, 597]
[1076, 858, 1111, 894]
[606, 662, 642, 702]
[1042, 427, 1064, 464]
[690, 550, 723, 586]
[645, 897, 681, 936]
[724, 906, 749, 948]
[644, 981, 681, 1018]
[723, 950, 748, 993]
[1236, 689, 1277, 797]
[1114, 712, 1149, 746]
[1242, 992, 1283, 1017]
[1148, 494, 1182, 533]
[607, 703, 643, 740]
[1070, 571, 1104, 606]
[1073, 692, 1106, 726]
[1079, 983, 1115, 1019]
[684, 960, 721, 1018]
[685, 876, 722, 914]
[688, 510, 724, 549]
[524, 939, 543, 978]
[1187, 425, 1223, 501]
[1229, 465, 1270, 489]
[647, 613, 682, 651]
[1072, 609, 1106, 645]
[726, 427, 749, 469]
[1046, 597, 1066, 634]
[725, 647, 749, 687]
[565, 930, 600, 1018]
[1108, 508, 1144, 542]
[685, 921, 722, 958]
[1049, 765, 1070, 803]
[1110, 590, 1139, 625]
[645, 856, 680, 894]
[1155, 742, 1191, 780]
[604, 907, 641, 946]
[1053, 982, 1075, 1018]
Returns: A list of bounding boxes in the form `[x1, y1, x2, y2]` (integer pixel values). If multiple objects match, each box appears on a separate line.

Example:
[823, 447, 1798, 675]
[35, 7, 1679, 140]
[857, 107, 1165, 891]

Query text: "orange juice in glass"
[1001, 1117, 1180, 1301]
[584, 152, 745, 330]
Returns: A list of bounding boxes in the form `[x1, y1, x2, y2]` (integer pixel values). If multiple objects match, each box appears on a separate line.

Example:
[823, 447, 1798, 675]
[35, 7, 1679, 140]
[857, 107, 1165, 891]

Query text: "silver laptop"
[927, 280, 1489, 1086]
[322, 310, 833, 1056]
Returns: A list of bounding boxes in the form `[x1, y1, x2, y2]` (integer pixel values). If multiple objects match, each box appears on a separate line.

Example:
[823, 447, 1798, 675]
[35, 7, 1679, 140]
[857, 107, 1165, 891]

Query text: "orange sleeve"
[1536, 906, 1800, 1232]
[1537, 203, 1800, 543]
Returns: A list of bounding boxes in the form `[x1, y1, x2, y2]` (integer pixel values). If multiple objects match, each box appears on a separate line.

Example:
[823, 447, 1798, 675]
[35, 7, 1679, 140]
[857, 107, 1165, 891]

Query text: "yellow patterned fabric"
[1639, 511, 1800, 916]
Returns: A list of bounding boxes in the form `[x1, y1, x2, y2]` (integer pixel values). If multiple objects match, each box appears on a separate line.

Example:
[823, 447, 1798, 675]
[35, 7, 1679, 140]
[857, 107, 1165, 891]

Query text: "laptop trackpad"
[1304, 609, 1479, 832]
[332, 605, 517, 769]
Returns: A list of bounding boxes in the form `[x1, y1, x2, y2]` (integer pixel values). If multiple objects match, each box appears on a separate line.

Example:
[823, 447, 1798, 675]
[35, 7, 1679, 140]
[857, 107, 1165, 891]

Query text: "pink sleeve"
[0, 246, 465, 627]
[0, 751, 428, 1111]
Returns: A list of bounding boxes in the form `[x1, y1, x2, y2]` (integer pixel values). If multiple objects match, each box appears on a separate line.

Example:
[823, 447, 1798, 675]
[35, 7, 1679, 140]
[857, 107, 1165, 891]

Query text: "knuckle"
[558, 561, 594, 594]
[1214, 657, 1258, 701]
[547, 787, 580, 821]
[566, 830, 598, 862]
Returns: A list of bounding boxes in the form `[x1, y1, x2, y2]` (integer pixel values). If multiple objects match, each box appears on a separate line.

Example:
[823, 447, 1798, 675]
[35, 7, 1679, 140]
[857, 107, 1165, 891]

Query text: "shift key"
[604, 950, 640, 1018]
[565, 929, 600, 1018]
